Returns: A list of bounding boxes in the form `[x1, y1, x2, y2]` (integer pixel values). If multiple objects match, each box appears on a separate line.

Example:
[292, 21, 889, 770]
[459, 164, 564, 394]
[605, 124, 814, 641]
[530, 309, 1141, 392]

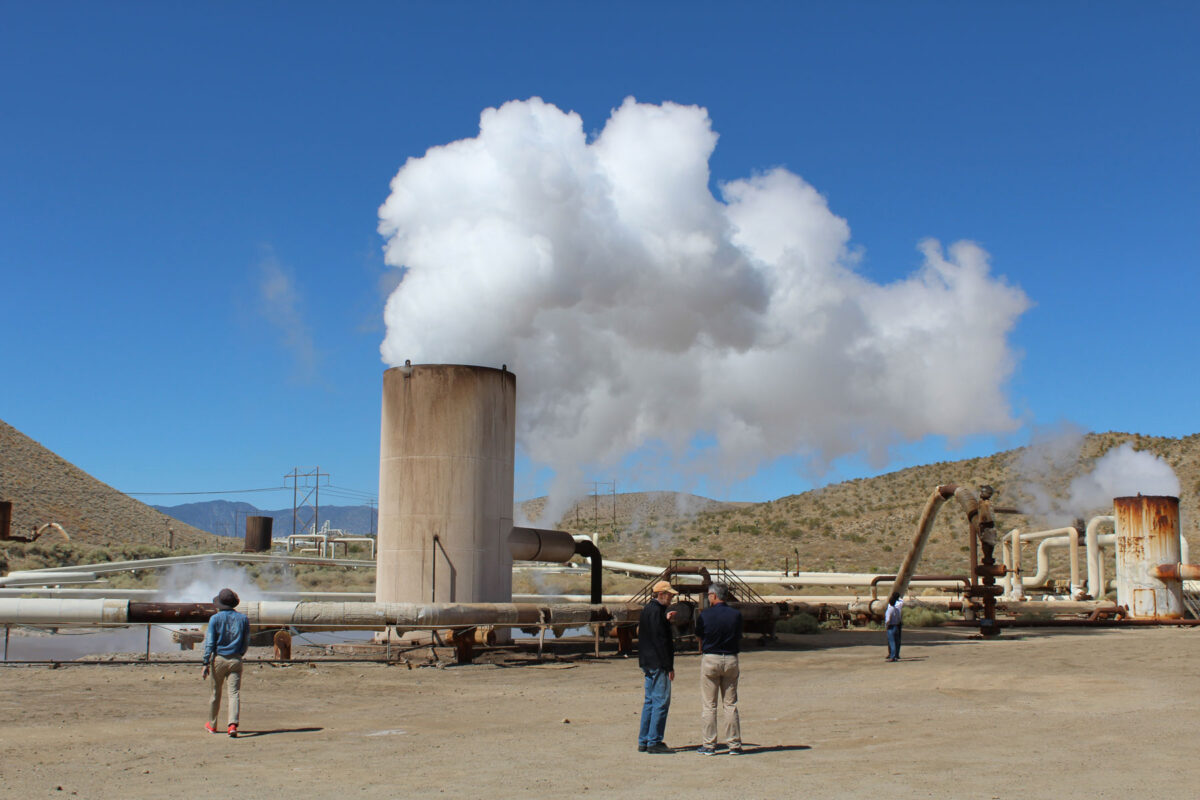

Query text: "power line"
[324, 485, 378, 501]
[122, 487, 290, 496]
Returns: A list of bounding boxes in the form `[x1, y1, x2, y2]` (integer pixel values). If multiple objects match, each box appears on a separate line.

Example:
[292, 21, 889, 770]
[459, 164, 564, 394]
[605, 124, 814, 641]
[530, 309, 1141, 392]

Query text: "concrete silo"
[375, 363, 516, 604]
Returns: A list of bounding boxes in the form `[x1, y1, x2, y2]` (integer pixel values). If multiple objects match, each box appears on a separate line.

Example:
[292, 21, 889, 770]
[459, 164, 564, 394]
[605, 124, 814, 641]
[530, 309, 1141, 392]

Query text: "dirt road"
[2, 626, 1196, 799]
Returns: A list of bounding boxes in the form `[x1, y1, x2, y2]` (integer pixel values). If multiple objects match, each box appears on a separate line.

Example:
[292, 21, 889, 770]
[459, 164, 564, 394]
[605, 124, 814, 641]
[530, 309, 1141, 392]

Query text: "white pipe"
[0, 599, 127, 625]
[8, 552, 374, 576]
[1002, 528, 1077, 594]
[1087, 516, 1115, 598]
[0, 572, 99, 587]
[603, 560, 964, 589]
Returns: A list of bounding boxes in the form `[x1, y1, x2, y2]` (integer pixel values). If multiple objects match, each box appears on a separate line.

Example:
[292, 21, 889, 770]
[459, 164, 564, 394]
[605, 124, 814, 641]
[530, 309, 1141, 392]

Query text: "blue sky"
[2, 2, 1197, 511]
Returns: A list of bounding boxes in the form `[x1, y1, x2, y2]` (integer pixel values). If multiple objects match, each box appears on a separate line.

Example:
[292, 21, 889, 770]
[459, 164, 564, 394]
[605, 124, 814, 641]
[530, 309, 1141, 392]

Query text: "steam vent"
[375, 363, 516, 604]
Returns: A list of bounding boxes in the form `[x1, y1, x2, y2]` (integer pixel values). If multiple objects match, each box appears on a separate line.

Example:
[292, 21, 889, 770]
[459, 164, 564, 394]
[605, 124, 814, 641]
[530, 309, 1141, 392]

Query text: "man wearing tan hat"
[637, 580, 678, 753]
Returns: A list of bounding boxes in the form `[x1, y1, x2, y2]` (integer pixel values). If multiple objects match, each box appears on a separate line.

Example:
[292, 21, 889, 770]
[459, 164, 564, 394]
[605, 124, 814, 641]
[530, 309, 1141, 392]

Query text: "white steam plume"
[1014, 422, 1089, 524]
[378, 97, 1030, 502]
[1068, 443, 1181, 515]
[155, 562, 295, 604]
[1014, 426, 1182, 524]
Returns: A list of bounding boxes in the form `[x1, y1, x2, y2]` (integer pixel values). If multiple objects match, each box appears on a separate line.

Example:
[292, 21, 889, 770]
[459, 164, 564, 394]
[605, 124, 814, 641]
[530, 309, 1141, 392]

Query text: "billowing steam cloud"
[378, 97, 1029, 504]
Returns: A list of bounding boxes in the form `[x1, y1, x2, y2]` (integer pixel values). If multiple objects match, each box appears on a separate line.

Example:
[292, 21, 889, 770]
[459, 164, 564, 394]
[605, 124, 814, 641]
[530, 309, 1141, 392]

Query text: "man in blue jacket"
[694, 582, 743, 755]
[202, 587, 249, 737]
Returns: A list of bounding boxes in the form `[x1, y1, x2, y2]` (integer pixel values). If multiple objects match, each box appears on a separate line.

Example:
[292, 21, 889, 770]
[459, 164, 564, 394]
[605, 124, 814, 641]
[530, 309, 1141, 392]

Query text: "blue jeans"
[639, 668, 672, 746]
[886, 625, 902, 660]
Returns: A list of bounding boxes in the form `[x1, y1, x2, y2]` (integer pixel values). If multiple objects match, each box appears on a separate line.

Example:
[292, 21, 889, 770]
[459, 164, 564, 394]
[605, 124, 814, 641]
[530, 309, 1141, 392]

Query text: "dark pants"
[886, 625, 902, 660]
[639, 668, 672, 746]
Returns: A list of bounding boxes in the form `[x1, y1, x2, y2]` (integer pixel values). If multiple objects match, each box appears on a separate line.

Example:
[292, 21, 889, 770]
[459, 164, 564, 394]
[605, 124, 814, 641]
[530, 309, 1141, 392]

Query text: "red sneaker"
[227, 723, 238, 738]
[205, 722, 217, 734]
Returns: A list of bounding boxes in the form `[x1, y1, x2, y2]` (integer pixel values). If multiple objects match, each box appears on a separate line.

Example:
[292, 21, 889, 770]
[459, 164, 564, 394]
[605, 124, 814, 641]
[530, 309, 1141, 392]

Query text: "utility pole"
[589, 480, 616, 538]
[284, 467, 328, 537]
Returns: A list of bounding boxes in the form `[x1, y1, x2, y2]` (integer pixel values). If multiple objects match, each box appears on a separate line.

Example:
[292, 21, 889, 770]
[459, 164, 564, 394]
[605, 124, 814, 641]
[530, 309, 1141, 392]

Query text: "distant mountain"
[151, 500, 377, 539]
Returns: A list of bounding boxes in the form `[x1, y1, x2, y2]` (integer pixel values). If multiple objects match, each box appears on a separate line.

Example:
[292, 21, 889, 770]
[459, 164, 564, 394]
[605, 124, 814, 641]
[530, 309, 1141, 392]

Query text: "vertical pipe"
[1086, 516, 1114, 598]
[1011, 529, 1023, 599]
[1, 500, 13, 540]
[1000, 538, 1012, 595]
[145, 624, 151, 661]
[1068, 525, 1080, 597]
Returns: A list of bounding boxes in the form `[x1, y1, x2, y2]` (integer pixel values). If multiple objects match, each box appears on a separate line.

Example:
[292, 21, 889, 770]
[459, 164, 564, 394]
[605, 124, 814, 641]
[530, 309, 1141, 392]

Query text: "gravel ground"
[2, 625, 1198, 799]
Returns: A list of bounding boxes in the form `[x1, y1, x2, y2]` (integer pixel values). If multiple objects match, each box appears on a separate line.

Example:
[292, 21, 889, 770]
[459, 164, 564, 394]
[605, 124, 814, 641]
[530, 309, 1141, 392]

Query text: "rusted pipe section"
[886, 484, 958, 610]
[1149, 563, 1200, 581]
[127, 602, 219, 623]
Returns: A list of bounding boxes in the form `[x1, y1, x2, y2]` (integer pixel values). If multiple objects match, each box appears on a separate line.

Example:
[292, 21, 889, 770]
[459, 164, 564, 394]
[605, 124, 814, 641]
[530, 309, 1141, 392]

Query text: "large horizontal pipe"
[509, 527, 578, 563]
[6, 552, 374, 576]
[851, 597, 1117, 618]
[0, 599, 643, 628]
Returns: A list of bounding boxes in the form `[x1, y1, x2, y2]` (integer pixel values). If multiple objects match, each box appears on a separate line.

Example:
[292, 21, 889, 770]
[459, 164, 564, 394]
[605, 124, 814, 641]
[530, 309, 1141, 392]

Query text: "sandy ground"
[2, 625, 1197, 799]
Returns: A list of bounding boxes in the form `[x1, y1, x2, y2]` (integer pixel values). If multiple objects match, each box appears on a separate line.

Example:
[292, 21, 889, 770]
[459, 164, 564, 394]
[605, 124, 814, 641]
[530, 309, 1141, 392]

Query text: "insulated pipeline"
[0, 599, 642, 628]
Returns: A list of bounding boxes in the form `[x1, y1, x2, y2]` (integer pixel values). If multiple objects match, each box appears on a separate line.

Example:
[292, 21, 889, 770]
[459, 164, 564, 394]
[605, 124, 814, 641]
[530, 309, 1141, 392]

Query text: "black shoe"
[728, 748, 744, 756]
[645, 743, 673, 754]
[637, 744, 647, 752]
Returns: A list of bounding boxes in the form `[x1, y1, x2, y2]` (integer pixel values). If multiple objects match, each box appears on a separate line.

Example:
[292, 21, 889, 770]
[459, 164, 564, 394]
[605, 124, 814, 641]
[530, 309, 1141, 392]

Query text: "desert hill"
[0, 418, 228, 549]
[522, 431, 1200, 577]
[3, 413, 1196, 583]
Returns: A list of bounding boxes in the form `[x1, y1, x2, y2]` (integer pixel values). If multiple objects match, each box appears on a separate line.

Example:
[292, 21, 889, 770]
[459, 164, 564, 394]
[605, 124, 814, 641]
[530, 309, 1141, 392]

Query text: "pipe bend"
[573, 539, 604, 605]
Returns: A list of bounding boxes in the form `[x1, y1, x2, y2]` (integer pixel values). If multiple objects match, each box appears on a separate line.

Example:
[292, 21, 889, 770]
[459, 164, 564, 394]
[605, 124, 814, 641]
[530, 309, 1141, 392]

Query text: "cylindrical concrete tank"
[376, 364, 515, 604]
[244, 516, 273, 553]
[1115, 495, 1182, 619]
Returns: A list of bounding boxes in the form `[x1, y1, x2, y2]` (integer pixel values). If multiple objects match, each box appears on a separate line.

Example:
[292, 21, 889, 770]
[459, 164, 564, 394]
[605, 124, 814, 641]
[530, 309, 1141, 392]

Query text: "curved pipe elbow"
[573, 539, 604, 605]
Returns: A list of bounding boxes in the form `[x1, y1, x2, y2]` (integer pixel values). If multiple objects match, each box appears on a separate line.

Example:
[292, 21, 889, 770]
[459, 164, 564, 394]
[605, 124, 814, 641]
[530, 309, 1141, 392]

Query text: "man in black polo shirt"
[694, 582, 743, 755]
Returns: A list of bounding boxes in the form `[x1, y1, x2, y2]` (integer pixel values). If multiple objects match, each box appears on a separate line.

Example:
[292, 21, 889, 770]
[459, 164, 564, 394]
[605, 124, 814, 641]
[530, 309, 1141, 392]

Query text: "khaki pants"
[208, 654, 243, 727]
[700, 653, 741, 749]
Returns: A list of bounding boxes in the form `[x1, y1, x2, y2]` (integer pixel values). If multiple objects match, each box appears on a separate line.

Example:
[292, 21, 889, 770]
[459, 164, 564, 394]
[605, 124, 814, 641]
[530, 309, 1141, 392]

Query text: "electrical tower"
[284, 467, 328, 537]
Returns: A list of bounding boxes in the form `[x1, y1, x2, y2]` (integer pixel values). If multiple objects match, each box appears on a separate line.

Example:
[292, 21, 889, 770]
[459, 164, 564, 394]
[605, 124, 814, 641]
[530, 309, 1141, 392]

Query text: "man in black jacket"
[637, 580, 678, 753]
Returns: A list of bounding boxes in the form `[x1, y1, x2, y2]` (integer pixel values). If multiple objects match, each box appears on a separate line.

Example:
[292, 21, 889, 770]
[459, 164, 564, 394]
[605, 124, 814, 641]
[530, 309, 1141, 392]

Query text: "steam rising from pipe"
[1017, 426, 1181, 523]
[1068, 443, 1180, 513]
[377, 97, 1029, 502]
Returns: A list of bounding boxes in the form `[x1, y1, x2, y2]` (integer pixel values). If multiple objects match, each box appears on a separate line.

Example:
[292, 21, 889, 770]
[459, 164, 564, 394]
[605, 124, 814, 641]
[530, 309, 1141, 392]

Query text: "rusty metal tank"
[375, 363, 516, 604]
[1114, 495, 1182, 619]
[243, 516, 273, 553]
